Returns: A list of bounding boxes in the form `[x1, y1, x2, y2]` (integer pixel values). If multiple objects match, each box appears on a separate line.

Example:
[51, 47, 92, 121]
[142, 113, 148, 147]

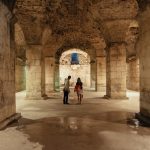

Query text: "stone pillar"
[96, 56, 106, 92]
[106, 43, 127, 99]
[127, 58, 139, 91]
[54, 63, 60, 91]
[45, 57, 54, 94]
[136, 5, 150, 119]
[91, 62, 96, 90]
[15, 58, 26, 92]
[0, 2, 16, 122]
[26, 45, 43, 99]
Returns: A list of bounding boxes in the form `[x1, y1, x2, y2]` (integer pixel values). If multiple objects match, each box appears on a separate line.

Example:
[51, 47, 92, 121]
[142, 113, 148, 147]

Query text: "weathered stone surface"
[2, 0, 149, 126]
[0, 2, 16, 122]
[26, 45, 43, 99]
[127, 58, 139, 91]
[15, 58, 26, 92]
[97, 56, 106, 92]
[106, 43, 127, 99]
[45, 57, 54, 93]
[136, 3, 150, 117]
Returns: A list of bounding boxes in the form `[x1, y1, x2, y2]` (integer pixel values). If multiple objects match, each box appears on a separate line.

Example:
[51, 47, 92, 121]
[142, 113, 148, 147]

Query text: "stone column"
[127, 58, 139, 91]
[96, 56, 106, 92]
[0, 2, 16, 122]
[15, 58, 26, 92]
[106, 43, 127, 99]
[91, 62, 96, 90]
[136, 5, 150, 120]
[45, 57, 54, 94]
[26, 45, 43, 100]
[54, 63, 60, 91]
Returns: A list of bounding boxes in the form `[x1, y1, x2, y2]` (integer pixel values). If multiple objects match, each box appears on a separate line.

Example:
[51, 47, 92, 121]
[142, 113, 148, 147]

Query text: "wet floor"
[1, 90, 150, 150]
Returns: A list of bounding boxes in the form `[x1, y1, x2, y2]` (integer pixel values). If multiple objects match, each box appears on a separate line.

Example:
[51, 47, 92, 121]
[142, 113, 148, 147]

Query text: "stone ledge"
[0, 113, 21, 130]
[135, 113, 150, 127]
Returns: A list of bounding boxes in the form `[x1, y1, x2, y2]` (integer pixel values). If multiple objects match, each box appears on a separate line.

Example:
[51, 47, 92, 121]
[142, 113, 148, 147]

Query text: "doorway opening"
[59, 49, 91, 90]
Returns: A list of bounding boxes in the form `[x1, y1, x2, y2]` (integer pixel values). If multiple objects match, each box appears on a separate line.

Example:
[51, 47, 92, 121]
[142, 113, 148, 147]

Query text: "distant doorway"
[59, 49, 91, 90]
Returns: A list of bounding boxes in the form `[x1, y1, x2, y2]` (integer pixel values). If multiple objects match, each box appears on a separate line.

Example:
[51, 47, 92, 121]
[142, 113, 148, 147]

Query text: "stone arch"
[59, 48, 91, 88]
[54, 44, 97, 91]
[55, 43, 96, 64]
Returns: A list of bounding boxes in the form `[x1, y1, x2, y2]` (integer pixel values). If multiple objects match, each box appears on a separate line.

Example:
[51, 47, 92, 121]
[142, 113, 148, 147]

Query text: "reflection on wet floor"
[16, 115, 150, 150]
[9, 90, 150, 150]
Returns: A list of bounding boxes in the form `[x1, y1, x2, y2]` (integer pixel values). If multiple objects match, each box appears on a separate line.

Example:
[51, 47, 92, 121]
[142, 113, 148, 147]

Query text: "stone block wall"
[137, 5, 150, 117]
[0, 2, 16, 122]
[45, 57, 54, 93]
[91, 63, 96, 89]
[106, 43, 127, 99]
[54, 64, 60, 91]
[127, 59, 139, 91]
[97, 57, 106, 92]
[15, 58, 26, 92]
[26, 45, 42, 99]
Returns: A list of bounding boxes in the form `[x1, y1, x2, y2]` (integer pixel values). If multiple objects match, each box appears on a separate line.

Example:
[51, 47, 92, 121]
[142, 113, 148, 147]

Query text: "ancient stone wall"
[137, 3, 150, 117]
[127, 59, 139, 91]
[0, 2, 16, 122]
[15, 58, 26, 92]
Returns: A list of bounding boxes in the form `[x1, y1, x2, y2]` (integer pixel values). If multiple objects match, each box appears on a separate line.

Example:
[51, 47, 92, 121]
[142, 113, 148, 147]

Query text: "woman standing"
[74, 78, 83, 104]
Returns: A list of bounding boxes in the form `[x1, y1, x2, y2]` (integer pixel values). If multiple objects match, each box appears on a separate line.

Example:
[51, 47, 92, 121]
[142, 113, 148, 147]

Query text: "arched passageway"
[1, 1, 150, 150]
[59, 49, 91, 90]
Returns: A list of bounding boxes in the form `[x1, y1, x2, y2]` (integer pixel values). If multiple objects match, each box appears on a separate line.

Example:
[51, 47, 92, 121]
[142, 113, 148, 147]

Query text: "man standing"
[63, 75, 71, 104]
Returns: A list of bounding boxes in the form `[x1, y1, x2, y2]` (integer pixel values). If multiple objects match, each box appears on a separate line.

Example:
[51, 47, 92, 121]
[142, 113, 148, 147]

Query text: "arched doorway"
[59, 48, 91, 90]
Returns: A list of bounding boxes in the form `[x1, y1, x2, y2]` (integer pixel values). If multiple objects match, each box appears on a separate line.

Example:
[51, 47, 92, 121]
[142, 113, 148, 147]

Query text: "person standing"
[74, 77, 83, 104]
[63, 75, 71, 104]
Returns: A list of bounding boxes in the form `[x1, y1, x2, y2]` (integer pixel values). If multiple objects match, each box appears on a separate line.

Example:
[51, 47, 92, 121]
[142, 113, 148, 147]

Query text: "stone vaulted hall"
[1, 0, 150, 149]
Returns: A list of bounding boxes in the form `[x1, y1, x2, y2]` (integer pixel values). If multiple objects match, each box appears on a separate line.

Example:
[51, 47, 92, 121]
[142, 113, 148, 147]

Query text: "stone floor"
[0, 90, 150, 150]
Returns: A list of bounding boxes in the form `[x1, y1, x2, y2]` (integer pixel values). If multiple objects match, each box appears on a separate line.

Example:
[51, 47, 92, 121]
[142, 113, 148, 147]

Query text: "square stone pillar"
[54, 63, 60, 91]
[0, 2, 16, 122]
[96, 56, 106, 92]
[106, 43, 127, 99]
[91, 62, 96, 90]
[136, 7, 150, 119]
[26, 45, 43, 100]
[127, 58, 139, 91]
[45, 57, 54, 94]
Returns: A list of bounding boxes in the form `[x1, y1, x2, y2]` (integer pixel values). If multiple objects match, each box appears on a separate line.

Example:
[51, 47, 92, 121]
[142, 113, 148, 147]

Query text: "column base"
[135, 113, 150, 127]
[103, 95, 128, 100]
[0, 113, 21, 130]
[25, 94, 48, 100]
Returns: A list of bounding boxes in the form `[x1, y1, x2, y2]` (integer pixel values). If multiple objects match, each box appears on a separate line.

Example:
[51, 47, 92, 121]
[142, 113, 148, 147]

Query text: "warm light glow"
[70, 64, 80, 70]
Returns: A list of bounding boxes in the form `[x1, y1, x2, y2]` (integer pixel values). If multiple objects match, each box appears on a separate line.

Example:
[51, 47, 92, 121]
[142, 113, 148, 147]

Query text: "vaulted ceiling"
[13, 0, 139, 57]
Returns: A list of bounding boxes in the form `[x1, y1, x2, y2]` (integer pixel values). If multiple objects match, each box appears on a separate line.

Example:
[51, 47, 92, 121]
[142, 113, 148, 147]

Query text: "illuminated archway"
[59, 48, 91, 89]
